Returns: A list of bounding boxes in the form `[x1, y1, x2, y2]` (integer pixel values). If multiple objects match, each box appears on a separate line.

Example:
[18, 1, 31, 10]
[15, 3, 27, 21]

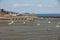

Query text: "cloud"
[12, 3, 58, 8]
[44, 4, 58, 7]
[36, 4, 42, 7]
[12, 3, 42, 8]
[47, 5, 54, 7]
[12, 3, 33, 7]
[13, 4, 20, 7]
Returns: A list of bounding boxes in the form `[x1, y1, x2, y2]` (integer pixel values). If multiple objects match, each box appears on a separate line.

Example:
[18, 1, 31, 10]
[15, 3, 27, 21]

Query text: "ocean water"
[36, 14, 60, 16]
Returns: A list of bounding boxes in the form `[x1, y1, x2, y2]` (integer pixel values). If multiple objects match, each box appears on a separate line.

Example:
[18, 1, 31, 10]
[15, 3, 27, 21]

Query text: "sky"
[0, 0, 60, 14]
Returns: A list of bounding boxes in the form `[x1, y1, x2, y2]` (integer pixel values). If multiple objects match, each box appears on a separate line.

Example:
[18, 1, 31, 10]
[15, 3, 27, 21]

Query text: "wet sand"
[0, 18, 60, 40]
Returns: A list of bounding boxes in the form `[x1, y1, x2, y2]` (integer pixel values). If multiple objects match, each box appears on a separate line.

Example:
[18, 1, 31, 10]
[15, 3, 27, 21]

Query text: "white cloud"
[12, 3, 58, 8]
[12, 3, 43, 8]
[12, 3, 33, 7]
[36, 4, 42, 7]
[13, 4, 20, 7]
[47, 5, 54, 7]
[44, 4, 58, 7]
[36, 4, 55, 8]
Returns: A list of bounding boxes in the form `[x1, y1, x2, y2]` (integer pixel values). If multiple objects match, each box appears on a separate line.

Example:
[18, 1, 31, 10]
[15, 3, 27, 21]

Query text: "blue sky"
[0, 0, 60, 14]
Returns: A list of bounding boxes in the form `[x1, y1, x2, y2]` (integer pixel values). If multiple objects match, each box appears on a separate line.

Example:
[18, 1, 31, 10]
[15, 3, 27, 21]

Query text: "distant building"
[7, 12, 17, 16]
[0, 9, 38, 22]
[0, 9, 17, 16]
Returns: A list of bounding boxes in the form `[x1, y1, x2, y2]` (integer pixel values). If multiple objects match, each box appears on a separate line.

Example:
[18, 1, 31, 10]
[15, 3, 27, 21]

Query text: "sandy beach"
[0, 18, 60, 40]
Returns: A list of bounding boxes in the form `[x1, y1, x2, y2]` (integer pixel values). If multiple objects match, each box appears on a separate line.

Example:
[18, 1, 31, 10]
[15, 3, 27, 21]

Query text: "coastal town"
[0, 9, 38, 22]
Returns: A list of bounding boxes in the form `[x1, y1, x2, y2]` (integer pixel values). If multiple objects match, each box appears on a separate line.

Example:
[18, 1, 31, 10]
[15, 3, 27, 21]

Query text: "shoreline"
[38, 16, 60, 18]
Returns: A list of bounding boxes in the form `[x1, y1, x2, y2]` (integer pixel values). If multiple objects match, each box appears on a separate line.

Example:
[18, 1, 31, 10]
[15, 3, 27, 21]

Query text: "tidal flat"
[0, 18, 60, 40]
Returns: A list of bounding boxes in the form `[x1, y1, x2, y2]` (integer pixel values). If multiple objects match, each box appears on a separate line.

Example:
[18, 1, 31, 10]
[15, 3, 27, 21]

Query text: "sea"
[0, 14, 60, 40]
[36, 14, 60, 16]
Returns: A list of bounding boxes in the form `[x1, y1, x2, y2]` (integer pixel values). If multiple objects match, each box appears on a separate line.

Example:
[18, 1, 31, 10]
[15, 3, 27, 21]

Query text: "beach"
[0, 18, 60, 40]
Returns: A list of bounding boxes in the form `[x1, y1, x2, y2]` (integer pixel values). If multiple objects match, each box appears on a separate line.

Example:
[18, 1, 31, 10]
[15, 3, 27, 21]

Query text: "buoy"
[11, 21, 14, 23]
[37, 23, 40, 26]
[41, 17, 43, 19]
[48, 21, 51, 23]
[56, 25, 60, 28]
[8, 21, 14, 25]
[23, 22, 26, 24]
